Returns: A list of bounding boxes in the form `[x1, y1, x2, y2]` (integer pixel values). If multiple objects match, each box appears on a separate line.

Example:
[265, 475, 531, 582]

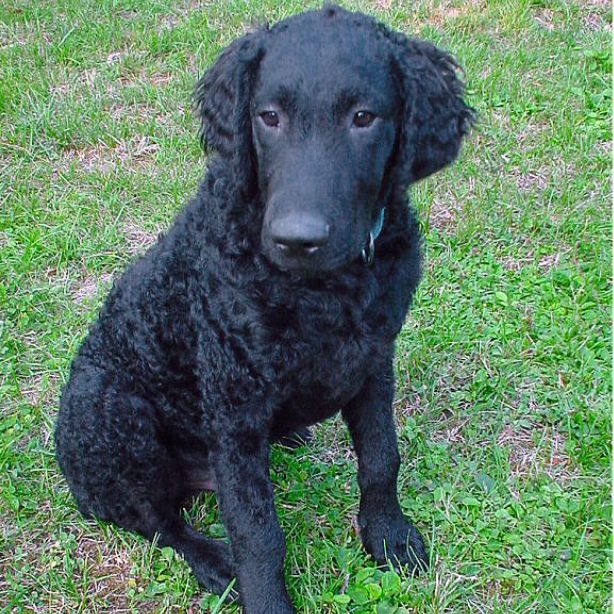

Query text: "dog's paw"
[190, 541, 238, 597]
[246, 599, 295, 614]
[360, 516, 428, 575]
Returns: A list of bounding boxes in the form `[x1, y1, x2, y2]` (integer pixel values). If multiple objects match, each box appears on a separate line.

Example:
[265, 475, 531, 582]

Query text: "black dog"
[55, 6, 473, 612]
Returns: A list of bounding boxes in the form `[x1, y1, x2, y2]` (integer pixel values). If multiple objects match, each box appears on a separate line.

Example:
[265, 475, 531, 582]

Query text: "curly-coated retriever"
[55, 6, 473, 612]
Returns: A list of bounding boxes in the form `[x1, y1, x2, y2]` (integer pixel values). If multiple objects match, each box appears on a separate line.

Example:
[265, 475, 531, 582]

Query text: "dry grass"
[497, 422, 574, 481]
[72, 272, 114, 304]
[122, 220, 162, 255]
[59, 136, 160, 174]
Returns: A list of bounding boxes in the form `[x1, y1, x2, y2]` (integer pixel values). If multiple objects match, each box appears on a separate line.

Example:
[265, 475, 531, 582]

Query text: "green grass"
[0, 0, 611, 612]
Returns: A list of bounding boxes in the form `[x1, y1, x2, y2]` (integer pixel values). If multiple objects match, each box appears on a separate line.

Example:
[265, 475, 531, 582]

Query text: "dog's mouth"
[262, 236, 364, 277]
[263, 225, 383, 277]
[264, 247, 354, 277]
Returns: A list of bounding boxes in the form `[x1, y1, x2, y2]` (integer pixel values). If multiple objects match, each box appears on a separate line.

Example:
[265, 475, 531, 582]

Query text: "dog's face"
[196, 7, 474, 275]
[252, 21, 400, 274]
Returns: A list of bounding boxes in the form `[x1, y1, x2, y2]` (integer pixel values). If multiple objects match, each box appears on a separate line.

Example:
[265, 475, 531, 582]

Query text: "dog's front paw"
[360, 515, 428, 575]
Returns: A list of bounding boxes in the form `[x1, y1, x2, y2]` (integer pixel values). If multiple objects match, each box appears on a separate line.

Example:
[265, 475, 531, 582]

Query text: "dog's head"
[196, 6, 474, 275]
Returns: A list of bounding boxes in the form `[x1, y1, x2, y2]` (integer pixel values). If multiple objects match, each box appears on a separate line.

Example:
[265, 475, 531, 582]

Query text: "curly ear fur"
[373, 23, 474, 185]
[194, 30, 265, 197]
[402, 40, 475, 182]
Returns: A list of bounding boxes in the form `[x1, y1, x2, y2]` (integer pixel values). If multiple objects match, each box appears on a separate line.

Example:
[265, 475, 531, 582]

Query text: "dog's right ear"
[194, 30, 265, 195]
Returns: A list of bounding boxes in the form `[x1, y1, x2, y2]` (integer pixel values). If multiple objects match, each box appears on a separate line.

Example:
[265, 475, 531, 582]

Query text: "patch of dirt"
[157, 13, 184, 30]
[426, 393, 481, 447]
[149, 71, 174, 85]
[429, 196, 459, 229]
[583, 12, 610, 31]
[423, 0, 486, 26]
[595, 140, 611, 156]
[427, 177, 475, 231]
[497, 422, 574, 481]
[581, 0, 610, 7]
[122, 221, 161, 255]
[108, 102, 176, 126]
[174, 0, 210, 17]
[501, 248, 570, 273]
[50, 68, 99, 98]
[537, 253, 562, 271]
[75, 536, 137, 609]
[516, 118, 550, 144]
[1, 529, 147, 613]
[515, 171, 549, 192]
[0, 25, 31, 50]
[73, 272, 114, 304]
[107, 49, 130, 64]
[313, 416, 354, 465]
[115, 9, 139, 20]
[432, 416, 470, 445]
[395, 395, 421, 418]
[109, 103, 154, 122]
[500, 253, 535, 272]
[59, 136, 160, 174]
[512, 158, 574, 194]
[534, 9, 558, 31]
[116, 68, 176, 88]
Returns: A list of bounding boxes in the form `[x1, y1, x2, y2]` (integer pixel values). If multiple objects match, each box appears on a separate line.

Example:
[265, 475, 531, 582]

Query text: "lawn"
[0, 0, 611, 612]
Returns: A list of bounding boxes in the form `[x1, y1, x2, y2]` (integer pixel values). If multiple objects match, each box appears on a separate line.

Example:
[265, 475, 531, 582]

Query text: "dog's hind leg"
[98, 494, 237, 595]
[91, 485, 237, 595]
[56, 368, 236, 595]
[145, 512, 236, 596]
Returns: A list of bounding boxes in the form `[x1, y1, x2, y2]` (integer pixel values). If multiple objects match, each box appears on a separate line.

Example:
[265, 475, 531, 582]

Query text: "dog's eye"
[353, 110, 376, 128]
[260, 111, 280, 128]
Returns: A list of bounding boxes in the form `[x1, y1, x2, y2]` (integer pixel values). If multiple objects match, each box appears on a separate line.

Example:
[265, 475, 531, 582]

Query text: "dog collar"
[361, 207, 385, 266]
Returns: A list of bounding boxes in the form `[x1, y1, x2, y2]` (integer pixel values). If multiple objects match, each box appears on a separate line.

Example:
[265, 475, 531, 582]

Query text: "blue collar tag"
[361, 208, 386, 266]
[371, 208, 385, 241]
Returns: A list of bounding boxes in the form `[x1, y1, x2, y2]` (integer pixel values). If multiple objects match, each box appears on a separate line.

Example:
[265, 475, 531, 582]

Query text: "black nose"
[270, 214, 330, 255]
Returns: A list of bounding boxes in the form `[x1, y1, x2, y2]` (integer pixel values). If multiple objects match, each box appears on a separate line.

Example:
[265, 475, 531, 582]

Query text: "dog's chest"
[257, 286, 380, 422]
[270, 330, 375, 435]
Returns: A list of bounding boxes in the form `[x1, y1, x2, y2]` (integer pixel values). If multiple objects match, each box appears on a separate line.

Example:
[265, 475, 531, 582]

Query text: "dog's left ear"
[194, 30, 265, 198]
[391, 38, 475, 184]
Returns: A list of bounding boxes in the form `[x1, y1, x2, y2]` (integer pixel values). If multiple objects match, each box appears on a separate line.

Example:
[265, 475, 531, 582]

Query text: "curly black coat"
[55, 6, 473, 612]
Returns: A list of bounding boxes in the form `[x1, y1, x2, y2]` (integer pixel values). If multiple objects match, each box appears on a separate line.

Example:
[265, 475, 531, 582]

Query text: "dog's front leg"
[211, 417, 294, 614]
[342, 352, 428, 574]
